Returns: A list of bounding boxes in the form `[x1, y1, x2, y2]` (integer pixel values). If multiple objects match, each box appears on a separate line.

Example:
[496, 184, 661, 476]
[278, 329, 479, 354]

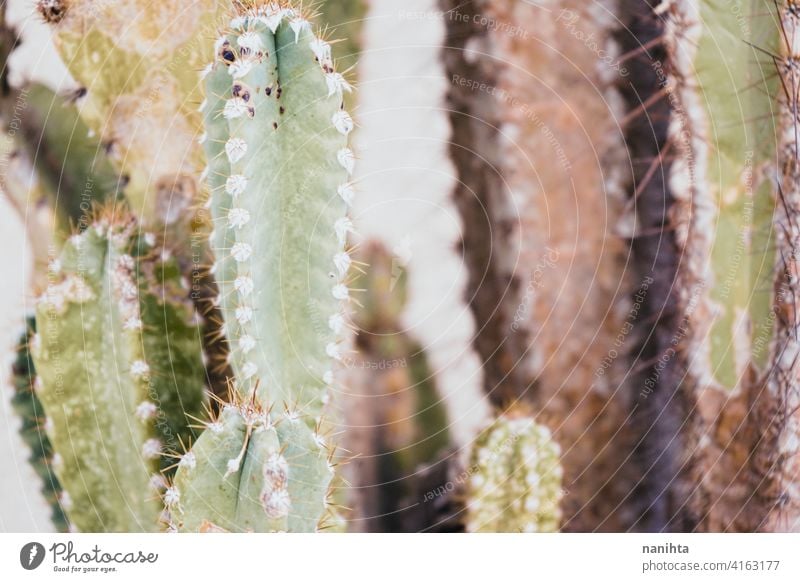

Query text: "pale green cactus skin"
[32, 222, 162, 532]
[31, 217, 208, 531]
[667, 0, 778, 390]
[40, 0, 223, 221]
[170, 403, 333, 532]
[202, 4, 353, 414]
[173, 2, 354, 533]
[465, 414, 563, 533]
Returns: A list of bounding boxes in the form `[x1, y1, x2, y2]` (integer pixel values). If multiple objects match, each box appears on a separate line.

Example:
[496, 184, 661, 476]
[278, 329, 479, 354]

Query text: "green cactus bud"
[465, 413, 563, 533]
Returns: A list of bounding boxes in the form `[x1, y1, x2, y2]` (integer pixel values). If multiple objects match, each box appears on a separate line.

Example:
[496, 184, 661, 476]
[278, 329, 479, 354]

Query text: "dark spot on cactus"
[36, 0, 67, 24]
[265, 86, 272, 97]
[103, 141, 115, 155]
[66, 87, 88, 104]
[247, 107, 255, 118]
[322, 64, 333, 74]
[232, 82, 251, 103]
[273, 122, 278, 130]
[219, 40, 235, 65]
[279, 106, 285, 115]
[276, 85, 282, 99]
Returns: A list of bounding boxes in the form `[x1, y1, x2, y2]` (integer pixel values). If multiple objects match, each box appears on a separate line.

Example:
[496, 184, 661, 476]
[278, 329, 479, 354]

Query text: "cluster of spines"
[167, 389, 338, 532]
[465, 413, 563, 533]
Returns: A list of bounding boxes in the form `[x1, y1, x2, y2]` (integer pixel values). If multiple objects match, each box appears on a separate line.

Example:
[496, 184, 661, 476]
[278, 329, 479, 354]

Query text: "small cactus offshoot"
[465, 413, 563, 533]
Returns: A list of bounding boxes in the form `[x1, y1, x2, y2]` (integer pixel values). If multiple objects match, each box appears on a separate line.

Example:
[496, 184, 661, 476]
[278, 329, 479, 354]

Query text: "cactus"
[649, 0, 800, 531]
[464, 413, 563, 533]
[343, 242, 452, 531]
[30, 212, 207, 531]
[440, 0, 636, 531]
[17, 84, 119, 231]
[170, 1, 354, 532]
[37, 0, 223, 222]
[10, 319, 68, 532]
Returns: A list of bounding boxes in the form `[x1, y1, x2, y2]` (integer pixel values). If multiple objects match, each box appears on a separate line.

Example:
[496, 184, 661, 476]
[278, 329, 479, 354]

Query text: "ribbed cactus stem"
[465, 413, 563, 533]
[202, 2, 354, 413]
[10, 320, 67, 532]
[173, 1, 354, 532]
[31, 218, 162, 532]
[30, 211, 208, 531]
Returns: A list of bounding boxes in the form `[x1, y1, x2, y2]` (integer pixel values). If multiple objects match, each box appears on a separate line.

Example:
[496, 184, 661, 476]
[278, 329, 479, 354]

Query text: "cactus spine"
[171, 1, 354, 532]
[465, 413, 562, 533]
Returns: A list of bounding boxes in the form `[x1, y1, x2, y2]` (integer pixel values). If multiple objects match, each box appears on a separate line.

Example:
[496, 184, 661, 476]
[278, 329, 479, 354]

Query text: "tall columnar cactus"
[757, 0, 800, 532]
[343, 242, 453, 532]
[655, 0, 788, 530]
[30, 212, 207, 532]
[440, 0, 636, 531]
[170, 1, 355, 532]
[465, 413, 563, 533]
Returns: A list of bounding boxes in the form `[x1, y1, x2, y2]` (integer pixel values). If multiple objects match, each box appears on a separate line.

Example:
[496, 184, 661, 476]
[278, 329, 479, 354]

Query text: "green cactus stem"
[31, 211, 207, 531]
[17, 84, 119, 232]
[9, 319, 68, 532]
[662, 0, 783, 531]
[464, 412, 563, 533]
[172, 1, 355, 532]
[344, 242, 453, 531]
[37, 0, 223, 222]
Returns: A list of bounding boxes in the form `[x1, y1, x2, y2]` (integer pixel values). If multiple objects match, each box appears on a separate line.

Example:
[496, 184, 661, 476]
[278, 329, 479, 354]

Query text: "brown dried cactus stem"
[439, 0, 529, 407]
[440, 0, 638, 531]
[614, 0, 693, 532]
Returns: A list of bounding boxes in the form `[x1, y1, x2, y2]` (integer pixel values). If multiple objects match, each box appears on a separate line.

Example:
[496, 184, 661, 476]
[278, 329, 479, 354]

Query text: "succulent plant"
[30, 213, 207, 532]
[169, 1, 355, 532]
[465, 412, 562, 533]
[16, 0, 800, 537]
[9, 319, 67, 532]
